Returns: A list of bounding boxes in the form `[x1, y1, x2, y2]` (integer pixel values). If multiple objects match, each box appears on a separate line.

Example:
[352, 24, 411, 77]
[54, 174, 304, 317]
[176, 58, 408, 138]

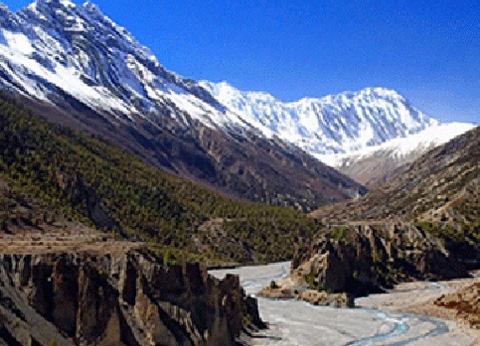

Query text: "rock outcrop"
[291, 222, 469, 297]
[0, 250, 263, 346]
[310, 126, 480, 269]
[258, 283, 354, 308]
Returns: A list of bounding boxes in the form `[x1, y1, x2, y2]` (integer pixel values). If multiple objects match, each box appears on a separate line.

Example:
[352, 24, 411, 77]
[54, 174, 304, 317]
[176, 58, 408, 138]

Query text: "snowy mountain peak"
[26, 0, 76, 14]
[1, 0, 230, 127]
[82, 1, 100, 12]
[0, 0, 471, 165]
[0, 3, 17, 28]
[202, 81, 438, 155]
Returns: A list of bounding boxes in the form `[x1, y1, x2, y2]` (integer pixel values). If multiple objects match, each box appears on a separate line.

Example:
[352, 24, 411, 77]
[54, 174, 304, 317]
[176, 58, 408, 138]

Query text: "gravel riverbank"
[211, 263, 479, 346]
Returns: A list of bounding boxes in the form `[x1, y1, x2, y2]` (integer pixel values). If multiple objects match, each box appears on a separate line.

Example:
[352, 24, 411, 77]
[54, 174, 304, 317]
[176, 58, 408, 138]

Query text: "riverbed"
[210, 262, 479, 346]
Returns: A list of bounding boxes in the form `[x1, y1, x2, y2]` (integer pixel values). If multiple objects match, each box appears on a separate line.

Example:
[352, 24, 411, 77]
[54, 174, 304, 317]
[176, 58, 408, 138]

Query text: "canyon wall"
[0, 250, 261, 346]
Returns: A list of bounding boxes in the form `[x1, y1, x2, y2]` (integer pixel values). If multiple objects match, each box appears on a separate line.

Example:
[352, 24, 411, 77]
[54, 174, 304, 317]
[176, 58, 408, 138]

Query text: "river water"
[210, 262, 476, 346]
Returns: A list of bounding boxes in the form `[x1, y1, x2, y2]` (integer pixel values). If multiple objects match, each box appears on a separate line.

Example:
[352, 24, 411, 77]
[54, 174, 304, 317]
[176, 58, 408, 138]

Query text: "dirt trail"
[0, 227, 146, 255]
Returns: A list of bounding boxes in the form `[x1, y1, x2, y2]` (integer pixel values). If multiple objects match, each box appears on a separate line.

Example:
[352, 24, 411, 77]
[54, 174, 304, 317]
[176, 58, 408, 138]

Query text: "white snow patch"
[1, 31, 34, 56]
[317, 122, 476, 167]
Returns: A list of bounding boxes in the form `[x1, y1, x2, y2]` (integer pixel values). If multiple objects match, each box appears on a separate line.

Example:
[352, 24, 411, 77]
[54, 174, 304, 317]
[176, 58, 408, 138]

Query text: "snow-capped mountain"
[321, 122, 477, 186]
[200, 81, 438, 155]
[0, 0, 243, 130]
[1, 0, 443, 155]
[0, 0, 367, 211]
[0, 0, 474, 206]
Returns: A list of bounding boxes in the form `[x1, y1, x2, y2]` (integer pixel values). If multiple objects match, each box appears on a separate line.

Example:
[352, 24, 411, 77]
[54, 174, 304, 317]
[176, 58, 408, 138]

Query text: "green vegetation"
[329, 226, 349, 241]
[0, 92, 321, 264]
[413, 178, 479, 255]
[305, 272, 330, 293]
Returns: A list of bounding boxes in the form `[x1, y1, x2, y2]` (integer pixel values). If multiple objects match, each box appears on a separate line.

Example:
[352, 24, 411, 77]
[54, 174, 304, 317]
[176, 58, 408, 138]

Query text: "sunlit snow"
[2, 31, 34, 56]
[0, 1, 474, 164]
[318, 122, 476, 167]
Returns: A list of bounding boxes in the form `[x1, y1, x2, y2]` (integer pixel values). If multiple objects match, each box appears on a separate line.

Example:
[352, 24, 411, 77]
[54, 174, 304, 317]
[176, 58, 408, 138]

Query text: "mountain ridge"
[322, 122, 477, 186]
[0, 0, 366, 210]
[310, 125, 480, 267]
[0, 90, 327, 265]
[288, 126, 479, 300]
[200, 81, 440, 156]
[0, 0, 473, 211]
[1, 0, 452, 153]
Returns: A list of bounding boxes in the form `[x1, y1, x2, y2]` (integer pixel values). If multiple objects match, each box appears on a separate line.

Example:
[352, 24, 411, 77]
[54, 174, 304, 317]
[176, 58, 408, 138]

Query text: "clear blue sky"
[4, 0, 479, 124]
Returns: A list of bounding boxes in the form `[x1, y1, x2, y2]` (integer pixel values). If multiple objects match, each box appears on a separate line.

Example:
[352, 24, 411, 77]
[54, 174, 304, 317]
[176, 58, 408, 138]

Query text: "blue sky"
[4, 0, 479, 124]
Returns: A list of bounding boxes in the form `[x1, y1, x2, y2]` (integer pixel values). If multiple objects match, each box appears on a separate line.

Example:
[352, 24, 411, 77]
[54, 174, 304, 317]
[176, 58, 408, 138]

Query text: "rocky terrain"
[357, 274, 480, 336]
[311, 126, 480, 223]
[276, 222, 467, 302]
[0, 91, 274, 345]
[288, 126, 479, 307]
[434, 279, 480, 329]
[0, 2, 477, 344]
[212, 262, 480, 346]
[311, 125, 480, 267]
[0, 229, 264, 346]
[323, 122, 476, 187]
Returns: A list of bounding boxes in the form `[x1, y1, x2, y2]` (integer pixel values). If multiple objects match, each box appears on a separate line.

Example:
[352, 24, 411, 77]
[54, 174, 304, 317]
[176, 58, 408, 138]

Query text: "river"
[210, 262, 477, 346]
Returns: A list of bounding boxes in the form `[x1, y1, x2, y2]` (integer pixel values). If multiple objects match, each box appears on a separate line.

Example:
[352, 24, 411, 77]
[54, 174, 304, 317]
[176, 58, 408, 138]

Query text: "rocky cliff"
[310, 126, 480, 269]
[290, 222, 469, 297]
[0, 249, 263, 346]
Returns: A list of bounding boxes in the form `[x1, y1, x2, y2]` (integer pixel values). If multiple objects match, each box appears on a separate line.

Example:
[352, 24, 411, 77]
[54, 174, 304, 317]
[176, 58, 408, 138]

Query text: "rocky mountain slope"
[0, 91, 328, 265]
[205, 79, 475, 187]
[0, 0, 366, 211]
[291, 222, 468, 296]
[291, 126, 479, 296]
[1, 0, 466, 210]
[311, 125, 479, 228]
[0, 141, 268, 346]
[1, 0, 440, 160]
[0, 236, 263, 346]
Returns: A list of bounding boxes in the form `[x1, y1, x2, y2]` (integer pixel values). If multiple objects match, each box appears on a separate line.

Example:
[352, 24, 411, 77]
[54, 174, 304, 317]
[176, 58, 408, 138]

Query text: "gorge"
[0, 1, 478, 345]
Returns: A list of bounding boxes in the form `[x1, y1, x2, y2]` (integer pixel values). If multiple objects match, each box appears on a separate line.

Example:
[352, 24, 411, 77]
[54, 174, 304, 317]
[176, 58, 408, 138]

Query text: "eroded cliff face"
[291, 222, 469, 297]
[0, 250, 260, 346]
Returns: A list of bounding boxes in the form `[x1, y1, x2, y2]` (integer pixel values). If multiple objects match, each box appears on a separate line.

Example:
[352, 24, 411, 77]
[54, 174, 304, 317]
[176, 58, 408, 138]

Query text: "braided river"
[210, 262, 478, 346]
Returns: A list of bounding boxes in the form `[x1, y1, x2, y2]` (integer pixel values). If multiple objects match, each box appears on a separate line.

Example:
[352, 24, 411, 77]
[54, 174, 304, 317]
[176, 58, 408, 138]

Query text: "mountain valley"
[0, 1, 478, 345]
[291, 126, 479, 301]
[2, 0, 474, 210]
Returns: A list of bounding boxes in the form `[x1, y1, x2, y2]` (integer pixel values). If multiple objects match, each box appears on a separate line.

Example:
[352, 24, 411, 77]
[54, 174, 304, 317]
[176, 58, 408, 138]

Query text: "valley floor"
[210, 263, 480, 346]
[356, 274, 480, 344]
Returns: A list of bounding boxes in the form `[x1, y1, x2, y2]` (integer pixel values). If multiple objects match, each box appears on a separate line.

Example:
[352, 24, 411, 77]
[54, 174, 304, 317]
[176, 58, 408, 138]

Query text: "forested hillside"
[0, 92, 320, 265]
